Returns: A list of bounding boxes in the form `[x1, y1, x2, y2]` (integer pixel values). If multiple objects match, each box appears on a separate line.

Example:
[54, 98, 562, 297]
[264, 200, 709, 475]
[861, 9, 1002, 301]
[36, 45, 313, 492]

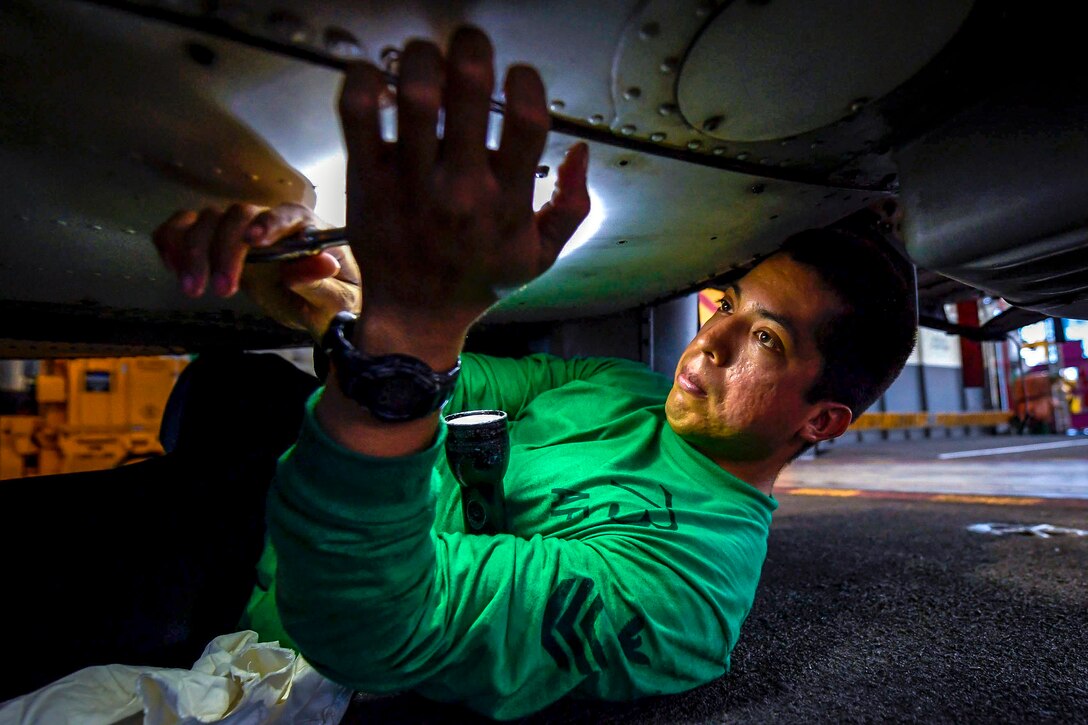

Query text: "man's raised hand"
[338, 27, 590, 361]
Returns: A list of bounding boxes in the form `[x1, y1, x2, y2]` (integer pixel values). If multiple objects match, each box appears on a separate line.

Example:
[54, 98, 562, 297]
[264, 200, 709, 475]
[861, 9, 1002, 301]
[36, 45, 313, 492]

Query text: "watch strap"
[320, 312, 461, 422]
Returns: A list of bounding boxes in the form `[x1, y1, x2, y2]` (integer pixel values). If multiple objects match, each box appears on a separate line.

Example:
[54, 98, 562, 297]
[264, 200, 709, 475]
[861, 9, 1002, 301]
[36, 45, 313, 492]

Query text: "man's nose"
[696, 315, 737, 367]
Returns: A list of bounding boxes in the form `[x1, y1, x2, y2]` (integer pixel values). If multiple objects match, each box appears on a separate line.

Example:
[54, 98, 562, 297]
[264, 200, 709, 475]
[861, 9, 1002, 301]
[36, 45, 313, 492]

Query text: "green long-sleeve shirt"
[255, 353, 776, 719]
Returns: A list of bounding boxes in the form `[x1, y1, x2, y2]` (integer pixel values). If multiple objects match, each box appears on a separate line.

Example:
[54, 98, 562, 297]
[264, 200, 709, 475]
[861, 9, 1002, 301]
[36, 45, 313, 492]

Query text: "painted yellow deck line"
[780, 487, 1048, 506]
[786, 488, 862, 497]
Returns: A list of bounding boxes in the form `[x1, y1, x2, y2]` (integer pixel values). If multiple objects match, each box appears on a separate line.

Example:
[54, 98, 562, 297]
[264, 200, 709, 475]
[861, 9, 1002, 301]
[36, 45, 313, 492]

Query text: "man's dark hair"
[778, 227, 918, 420]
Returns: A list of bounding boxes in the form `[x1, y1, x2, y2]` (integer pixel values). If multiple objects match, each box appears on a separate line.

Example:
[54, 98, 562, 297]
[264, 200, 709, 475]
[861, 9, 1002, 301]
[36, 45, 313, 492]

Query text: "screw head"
[657, 103, 678, 117]
[620, 124, 636, 136]
[323, 27, 363, 58]
[650, 132, 666, 142]
[639, 21, 661, 39]
[702, 115, 724, 132]
[549, 99, 566, 112]
[848, 97, 870, 114]
[623, 87, 642, 101]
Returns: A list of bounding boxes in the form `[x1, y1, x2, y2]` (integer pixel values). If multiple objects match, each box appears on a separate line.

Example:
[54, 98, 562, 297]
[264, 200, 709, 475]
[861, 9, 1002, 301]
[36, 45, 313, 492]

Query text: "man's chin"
[668, 421, 776, 463]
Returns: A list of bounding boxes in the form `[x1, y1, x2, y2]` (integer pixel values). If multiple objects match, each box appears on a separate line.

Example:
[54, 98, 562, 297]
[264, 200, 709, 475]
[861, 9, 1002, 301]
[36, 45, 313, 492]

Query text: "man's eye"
[717, 297, 733, 313]
[756, 330, 780, 350]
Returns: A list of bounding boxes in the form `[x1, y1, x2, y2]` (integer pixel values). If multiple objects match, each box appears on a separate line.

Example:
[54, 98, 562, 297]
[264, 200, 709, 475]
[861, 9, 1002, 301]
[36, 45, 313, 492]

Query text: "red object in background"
[1058, 340, 1088, 429]
[957, 300, 985, 388]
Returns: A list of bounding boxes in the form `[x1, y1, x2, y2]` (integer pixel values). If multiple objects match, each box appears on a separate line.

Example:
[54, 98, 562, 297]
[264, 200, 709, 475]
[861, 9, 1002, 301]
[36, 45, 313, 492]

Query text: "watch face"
[372, 373, 433, 417]
[326, 313, 458, 422]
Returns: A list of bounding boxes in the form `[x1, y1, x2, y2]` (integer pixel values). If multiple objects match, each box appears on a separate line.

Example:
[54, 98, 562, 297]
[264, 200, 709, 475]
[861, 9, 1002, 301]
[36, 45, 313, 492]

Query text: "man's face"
[666, 253, 844, 461]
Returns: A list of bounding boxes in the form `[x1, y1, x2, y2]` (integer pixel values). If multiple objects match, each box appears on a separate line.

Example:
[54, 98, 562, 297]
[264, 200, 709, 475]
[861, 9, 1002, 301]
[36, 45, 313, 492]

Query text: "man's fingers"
[441, 26, 494, 172]
[493, 65, 549, 202]
[247, 203, 317, 247]
[208, 203, 264, 297]
[180, 208, 222, 297]
[339, 61, 389, 184]
[535, 143, 591, 257]
[283, 254, 363, 325]
[279, 252, 341, 288]
[398, 40, 444, 190]
[152, 209, 198, 273]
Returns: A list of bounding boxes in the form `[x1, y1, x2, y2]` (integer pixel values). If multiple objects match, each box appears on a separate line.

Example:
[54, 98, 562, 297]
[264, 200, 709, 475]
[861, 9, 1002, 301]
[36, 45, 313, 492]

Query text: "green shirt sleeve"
[269, 390, 749, 720]
[449, 353, 650, 419]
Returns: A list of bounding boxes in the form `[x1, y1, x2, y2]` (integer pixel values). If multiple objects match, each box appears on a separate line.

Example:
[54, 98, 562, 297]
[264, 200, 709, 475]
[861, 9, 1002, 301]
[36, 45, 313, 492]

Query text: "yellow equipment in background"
[0, 356, 188, 480]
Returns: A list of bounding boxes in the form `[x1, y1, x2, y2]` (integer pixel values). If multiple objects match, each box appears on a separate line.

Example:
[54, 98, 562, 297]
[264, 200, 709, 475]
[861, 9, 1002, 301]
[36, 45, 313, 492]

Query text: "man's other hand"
[339, 26, 590, 357]
[152, 203, 362, 340]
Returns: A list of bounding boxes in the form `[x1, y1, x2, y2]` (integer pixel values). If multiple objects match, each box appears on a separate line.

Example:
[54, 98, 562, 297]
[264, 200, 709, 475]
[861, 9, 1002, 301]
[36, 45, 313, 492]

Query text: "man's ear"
[800, 402, 853, 443]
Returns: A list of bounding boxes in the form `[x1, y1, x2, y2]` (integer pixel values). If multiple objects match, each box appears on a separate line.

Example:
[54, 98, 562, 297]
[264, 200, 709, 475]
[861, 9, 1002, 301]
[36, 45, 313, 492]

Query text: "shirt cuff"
[274, 387, 447, 526]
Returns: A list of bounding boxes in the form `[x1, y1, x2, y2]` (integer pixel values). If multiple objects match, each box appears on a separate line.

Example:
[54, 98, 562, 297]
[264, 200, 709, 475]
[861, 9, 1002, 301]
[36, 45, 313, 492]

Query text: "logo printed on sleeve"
[542, 577, 607, 674]
[542, 577, 651, 672]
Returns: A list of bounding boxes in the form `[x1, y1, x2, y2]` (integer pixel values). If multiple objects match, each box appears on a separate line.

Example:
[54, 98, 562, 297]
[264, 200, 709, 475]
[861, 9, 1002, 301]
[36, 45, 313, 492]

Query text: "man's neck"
[712, 457, 782, 497]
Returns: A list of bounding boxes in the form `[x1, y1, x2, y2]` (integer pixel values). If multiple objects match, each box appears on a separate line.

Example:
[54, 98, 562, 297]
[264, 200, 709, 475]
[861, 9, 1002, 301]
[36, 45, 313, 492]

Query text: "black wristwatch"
[320, 311, 461, 422]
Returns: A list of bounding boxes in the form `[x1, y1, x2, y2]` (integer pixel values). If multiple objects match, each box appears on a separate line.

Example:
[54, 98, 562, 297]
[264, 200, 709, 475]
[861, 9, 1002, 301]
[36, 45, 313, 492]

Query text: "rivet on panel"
[249, 173, 260, 181]
[91, 224, 103, 231]
[749, 183, 765, 194]
[549, 99, 566, 112]
[659, 57, 678, 73]
[639, 22, 661, 40]
[124, 228, 137, 235]
[712, 146, 726, 156]
[620, 125, 636, 136]
[759, 157, 772, 164]
[650, 132, 666, 142]
[266, 10, 311, 45]
[657, 103, 678, 117]
[623, 87, 641, 101]
[214, 2, 254, 27]
[56, 219, 68, 226]
[735, 152, 749, 161]
[535, 165, 550, 178]
[687, 140, 702, 151]
[589, 114, 605, 125]
[848, 97, 870, 114]
[380, 47, 401, 73]
[702, 115, 724, 132]
[324, 27, 363, 58]
[617, 239, 628, 245]
[185, 42, 217, 67]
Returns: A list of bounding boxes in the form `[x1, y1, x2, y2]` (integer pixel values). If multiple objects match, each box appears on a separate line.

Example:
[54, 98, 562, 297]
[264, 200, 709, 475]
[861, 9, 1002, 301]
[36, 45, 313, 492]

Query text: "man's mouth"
[677, 369, 707, 398]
